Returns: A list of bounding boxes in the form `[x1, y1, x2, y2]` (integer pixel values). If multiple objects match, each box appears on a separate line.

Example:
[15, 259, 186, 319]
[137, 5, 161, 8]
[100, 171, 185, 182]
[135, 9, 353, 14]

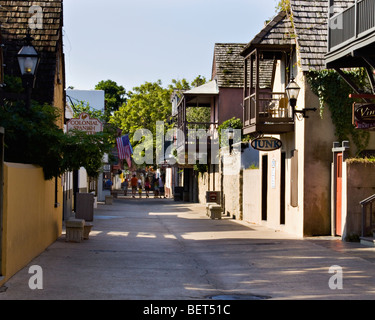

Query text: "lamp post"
[286, 78, 317, 119]
[227, 126, 234, 154]
[17, 33, 39, 110]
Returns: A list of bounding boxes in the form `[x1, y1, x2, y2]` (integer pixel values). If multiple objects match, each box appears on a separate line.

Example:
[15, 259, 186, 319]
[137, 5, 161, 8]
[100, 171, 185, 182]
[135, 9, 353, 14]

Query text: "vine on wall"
[307, 69, 370, 154]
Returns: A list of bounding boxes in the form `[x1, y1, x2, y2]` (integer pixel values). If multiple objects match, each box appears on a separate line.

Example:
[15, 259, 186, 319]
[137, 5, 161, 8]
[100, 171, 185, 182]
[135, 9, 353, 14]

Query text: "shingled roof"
[212, 43, 246, 88]
[0, 0, 63, 104]
[242, 0, 355, 72]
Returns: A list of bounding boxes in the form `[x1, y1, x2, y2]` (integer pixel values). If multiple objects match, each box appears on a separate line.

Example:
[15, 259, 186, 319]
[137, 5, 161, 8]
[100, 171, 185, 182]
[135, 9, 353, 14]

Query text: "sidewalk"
[1, 197, 375, 300]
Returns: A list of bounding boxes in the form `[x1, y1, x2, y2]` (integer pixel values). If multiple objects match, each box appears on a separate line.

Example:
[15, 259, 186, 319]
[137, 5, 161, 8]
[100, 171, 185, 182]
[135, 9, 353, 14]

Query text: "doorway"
[0, 128, 4, 277]
[335, 153, 343, 236]
[262, 155, 268, 221]
[280, 152, 286, 225]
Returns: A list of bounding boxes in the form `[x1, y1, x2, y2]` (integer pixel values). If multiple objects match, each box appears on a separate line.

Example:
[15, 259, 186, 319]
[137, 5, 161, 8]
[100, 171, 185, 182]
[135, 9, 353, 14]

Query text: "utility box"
[75, 193, 94, 222]
[206, 191, 221, 205]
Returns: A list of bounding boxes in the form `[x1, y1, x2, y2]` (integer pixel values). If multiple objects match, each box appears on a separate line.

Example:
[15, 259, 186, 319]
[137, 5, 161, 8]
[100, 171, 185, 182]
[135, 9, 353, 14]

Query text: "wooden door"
[280, 152, 286, 225]
[336, 153, 343, 236]
[262, 155, 268, 221]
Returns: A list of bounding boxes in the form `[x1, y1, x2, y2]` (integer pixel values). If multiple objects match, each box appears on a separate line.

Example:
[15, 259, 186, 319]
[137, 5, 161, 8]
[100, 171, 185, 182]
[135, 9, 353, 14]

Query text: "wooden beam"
[349, 94, 375, 99]
[334, 68, 361, 94]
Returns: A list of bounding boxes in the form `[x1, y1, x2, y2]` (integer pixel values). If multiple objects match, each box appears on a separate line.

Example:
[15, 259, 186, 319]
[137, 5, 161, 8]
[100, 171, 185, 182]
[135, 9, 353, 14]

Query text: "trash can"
[75, 193, 95, 221]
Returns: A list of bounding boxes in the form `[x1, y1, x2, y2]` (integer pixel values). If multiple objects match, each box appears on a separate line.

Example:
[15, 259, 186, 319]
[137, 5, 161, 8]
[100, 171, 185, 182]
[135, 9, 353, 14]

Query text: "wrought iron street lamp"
[227, 125, 234, 154]
[286, 78, 316, 119]
[17, 33, 39, 109]
[285, 78, 300, 109]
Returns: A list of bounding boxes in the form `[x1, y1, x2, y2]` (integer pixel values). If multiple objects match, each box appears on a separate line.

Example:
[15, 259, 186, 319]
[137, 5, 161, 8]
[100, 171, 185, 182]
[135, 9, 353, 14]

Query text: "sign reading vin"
[251, 137, 282, 151]
[354, 103, 375, 129]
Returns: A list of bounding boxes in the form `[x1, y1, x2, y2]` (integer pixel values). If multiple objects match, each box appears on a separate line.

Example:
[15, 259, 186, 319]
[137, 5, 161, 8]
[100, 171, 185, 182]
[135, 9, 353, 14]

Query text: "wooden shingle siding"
[242, 0, 355, 72]
[213, 43, 246, 88]
[0, 0, 63, 105]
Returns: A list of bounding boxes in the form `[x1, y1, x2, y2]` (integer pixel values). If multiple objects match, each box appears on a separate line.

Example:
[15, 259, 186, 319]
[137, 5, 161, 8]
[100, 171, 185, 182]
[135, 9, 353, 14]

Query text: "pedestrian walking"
[105, 178, 113, 190]
[122, 178, 129, 196]
[138, 179, 143, 198]
[153, 175, 159, 198]
[144, 176, 151, 198]
[130, 174, 138, 198]
[159, 176, 165, 198]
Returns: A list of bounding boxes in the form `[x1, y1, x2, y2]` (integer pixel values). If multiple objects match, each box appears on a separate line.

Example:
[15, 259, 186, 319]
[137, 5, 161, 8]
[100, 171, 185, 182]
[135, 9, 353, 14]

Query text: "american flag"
[116, 135, 133, 168]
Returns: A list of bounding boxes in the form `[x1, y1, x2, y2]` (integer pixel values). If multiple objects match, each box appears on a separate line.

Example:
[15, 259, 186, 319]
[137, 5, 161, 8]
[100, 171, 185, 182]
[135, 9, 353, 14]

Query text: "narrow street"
[1, 197, 375, 300]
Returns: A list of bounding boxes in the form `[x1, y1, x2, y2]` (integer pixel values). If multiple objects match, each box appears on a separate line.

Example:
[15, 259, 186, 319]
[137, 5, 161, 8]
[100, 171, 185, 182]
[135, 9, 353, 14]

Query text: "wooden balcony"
[243, 92, 294, 135]
[175, 86, 219, 166]
[242, 47, 295, 135]
[326, 0, 375, 68]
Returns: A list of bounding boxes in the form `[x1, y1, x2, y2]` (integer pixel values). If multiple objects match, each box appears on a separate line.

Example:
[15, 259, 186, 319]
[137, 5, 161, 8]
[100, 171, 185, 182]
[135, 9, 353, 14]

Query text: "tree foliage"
[111, 76, 208, 144]
[109, 76, 209, 167]
[217, 117, 243, 146]
[110, 80, 172, 141]
[95, 79, 127, 122]
[0, 76, 113, 179]
[307, 69, 370, 154]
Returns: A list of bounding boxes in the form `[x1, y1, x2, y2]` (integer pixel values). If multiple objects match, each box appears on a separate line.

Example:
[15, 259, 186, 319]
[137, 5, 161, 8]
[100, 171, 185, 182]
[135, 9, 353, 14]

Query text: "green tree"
[169, 75, 210, 130]
[1, 76, 114, 179]
[111, 80, 172, 139]
[95, 80, 127, 122]
[110, 76, 211, 167]
[218, 117, 243, 146]
[70, 100, 106, 122]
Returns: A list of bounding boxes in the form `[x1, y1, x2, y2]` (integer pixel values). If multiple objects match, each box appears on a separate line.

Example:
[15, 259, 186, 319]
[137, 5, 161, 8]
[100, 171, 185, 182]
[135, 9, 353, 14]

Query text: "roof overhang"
[241, 11, 291, 58]
[184, 80, 219, 96]
[326, 32, 375, 69]
[181, 80, 219, 107]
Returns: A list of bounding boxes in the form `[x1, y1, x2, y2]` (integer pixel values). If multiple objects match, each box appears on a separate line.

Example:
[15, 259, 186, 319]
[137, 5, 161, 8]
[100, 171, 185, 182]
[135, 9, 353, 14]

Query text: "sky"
[63, 0, 279, 92]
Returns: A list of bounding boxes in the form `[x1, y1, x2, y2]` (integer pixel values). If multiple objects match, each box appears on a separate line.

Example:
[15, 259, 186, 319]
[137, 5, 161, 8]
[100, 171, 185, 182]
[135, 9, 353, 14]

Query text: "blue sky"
[63, 0, 279, 92]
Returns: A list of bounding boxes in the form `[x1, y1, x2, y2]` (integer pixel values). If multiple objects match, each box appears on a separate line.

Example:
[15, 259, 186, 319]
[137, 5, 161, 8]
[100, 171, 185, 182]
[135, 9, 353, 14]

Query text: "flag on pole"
[116, 135, 133, 168]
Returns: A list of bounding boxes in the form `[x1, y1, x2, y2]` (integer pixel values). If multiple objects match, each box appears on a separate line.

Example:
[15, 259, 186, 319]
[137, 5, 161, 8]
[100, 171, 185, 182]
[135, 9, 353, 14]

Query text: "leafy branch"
[307, 69, 370, 154]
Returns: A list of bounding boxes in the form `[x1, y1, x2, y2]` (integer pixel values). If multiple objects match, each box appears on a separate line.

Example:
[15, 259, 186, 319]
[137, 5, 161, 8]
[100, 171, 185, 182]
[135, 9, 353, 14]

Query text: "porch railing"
[360, 193, 375, 237]
[176, 122, 218, 150]
[328, 0, 375, 52]
[243, 92, 293, 127]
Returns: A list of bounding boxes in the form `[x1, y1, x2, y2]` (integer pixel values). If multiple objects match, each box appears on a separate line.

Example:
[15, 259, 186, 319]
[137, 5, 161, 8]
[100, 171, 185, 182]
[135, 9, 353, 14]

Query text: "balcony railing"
[243, 92, 294, 134]
[328, 0, 375, 53]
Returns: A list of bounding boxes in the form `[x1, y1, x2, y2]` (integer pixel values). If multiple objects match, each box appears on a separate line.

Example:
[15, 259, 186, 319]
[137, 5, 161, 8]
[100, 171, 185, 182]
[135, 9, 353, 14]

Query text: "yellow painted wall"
[1, 163, 63, 285]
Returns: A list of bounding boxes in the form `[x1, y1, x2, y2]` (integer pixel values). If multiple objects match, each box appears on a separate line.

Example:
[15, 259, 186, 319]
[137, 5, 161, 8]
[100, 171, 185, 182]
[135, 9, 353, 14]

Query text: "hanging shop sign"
[67, 112, 103, 135]
[353, 103, 375, 129]
[251, 137, 282, 152]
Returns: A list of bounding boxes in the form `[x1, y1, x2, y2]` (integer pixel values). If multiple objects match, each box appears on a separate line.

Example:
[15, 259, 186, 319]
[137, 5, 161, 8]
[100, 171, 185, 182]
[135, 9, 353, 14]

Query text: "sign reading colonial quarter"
[251, 137, 282, 151]
[354, 103, 375, 129]
[67, 112, 103, 135]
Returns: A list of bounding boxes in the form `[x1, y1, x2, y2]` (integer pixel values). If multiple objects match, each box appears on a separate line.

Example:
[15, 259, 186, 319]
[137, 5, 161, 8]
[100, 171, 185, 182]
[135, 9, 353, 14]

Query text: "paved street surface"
[1, 196, 375, 300]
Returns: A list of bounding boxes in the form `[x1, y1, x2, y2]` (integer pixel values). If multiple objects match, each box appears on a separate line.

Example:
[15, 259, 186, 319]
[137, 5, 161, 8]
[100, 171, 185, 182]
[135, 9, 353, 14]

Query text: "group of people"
[122, 174, 165, 199]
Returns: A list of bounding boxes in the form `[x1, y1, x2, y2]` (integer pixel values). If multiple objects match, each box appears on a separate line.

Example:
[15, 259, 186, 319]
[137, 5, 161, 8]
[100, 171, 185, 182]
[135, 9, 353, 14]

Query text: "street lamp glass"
[285, 78, 301, 101]
[227, 127, 234, 140]
[17, 45, 39, 76]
